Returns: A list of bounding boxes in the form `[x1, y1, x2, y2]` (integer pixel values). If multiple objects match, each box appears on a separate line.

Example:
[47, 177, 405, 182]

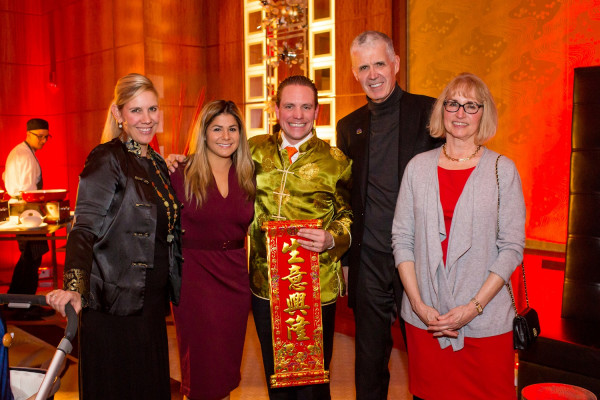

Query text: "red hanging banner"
[262, 219, 329, 388]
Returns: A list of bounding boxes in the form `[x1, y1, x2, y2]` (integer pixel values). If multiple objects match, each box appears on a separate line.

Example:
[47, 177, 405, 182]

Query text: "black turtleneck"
[363, 84, 403, 253]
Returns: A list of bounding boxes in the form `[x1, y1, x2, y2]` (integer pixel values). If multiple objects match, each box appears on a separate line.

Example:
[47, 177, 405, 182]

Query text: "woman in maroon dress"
[171, 100, 255, 400]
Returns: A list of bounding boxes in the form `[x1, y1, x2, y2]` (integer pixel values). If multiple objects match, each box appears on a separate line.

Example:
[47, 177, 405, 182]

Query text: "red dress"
[171, 165, 254, 400]
[405, 166, 515, 400]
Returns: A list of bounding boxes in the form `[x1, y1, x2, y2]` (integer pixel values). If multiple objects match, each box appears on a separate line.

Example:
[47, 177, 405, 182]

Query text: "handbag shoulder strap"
[496, 155, 530, 315]
[495, 155, 502, 237]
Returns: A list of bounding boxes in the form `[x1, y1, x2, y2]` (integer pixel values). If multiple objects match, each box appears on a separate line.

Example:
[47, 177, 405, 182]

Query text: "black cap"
[27, 118, 49, 131]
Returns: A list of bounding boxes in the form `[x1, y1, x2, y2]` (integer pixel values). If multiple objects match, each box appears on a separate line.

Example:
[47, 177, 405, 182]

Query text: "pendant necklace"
[149, 152, 178, 243]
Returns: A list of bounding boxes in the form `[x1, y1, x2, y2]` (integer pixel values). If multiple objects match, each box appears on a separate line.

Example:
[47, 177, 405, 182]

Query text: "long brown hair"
[184, 100, 255, 207]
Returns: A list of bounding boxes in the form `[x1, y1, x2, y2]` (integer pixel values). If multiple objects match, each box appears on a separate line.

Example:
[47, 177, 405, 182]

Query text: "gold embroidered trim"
[273, 187, 291, 206]
[298, 163, 319, 180]
[328, 220, 345, 236]
[125, 138, 160, 158]
[63, 268, 89, 308]
[330, 147, 346, 161]
[125, 139, 143, 156]
[262, 157, 276, 172]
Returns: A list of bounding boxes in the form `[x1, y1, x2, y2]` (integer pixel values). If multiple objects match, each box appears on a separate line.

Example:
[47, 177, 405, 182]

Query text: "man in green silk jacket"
[249, 75, 352, 399]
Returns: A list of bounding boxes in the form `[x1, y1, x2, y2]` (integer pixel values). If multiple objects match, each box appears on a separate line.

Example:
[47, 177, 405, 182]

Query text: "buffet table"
[0, 219, 71, 289]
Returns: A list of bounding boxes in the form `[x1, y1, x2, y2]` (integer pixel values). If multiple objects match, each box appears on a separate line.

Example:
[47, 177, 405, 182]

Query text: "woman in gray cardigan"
[391, 73, 525, 400]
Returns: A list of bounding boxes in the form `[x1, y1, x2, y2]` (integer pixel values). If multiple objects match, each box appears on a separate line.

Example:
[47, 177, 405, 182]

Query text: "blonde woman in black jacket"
[46, 73, 182, 400]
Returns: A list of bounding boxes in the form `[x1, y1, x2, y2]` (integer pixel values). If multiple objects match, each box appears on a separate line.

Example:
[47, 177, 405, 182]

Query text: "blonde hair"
[184, 100, 255, 207]
[100, 73, 159, 143]
[429, 72, 498, 145]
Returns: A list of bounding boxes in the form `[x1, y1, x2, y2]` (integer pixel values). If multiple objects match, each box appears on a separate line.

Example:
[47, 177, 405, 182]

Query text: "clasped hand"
[416, 302, 479, 338]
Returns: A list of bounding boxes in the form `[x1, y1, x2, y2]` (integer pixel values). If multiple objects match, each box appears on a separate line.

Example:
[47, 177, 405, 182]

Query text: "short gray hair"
[350, 31, 396, 60]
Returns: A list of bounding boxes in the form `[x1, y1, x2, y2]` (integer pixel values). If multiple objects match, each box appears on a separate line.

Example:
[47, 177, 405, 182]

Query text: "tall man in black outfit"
[336, 31, 440, 399]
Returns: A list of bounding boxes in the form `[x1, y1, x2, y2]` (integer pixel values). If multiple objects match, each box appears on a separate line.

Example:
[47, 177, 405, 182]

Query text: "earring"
[118, 122, 123, 129]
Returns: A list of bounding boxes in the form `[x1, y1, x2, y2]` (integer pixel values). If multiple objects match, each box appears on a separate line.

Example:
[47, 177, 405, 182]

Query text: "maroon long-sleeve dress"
[171, 165, 254, 400]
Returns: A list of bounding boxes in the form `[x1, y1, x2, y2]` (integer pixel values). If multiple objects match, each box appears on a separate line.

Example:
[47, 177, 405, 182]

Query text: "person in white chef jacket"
[3, 119, 52, 312]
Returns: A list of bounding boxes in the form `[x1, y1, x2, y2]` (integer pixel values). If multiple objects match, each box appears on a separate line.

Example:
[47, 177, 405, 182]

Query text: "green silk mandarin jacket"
[248, 132, 353, 305]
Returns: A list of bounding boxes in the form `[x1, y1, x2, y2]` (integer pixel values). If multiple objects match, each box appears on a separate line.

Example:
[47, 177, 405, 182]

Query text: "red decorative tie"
[285, 146, 298, 164]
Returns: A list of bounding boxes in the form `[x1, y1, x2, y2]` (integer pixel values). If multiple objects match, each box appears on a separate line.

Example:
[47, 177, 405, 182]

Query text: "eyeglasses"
[443, 100, 483, 114]
[28, 131, 52, 140]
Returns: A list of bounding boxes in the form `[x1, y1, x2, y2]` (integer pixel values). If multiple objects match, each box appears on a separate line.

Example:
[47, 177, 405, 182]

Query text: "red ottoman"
[522, 383, 596, 400]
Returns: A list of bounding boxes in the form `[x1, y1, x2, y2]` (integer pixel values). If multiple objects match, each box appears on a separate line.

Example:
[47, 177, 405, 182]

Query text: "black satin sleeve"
[63, 140, 126, 306]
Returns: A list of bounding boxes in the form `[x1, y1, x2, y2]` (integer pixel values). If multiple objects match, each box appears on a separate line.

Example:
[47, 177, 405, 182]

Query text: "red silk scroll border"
[262, 219, 329, 388]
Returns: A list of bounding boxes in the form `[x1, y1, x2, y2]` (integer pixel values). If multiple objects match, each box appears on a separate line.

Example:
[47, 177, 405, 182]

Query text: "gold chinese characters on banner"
[262, 219, 329, 388]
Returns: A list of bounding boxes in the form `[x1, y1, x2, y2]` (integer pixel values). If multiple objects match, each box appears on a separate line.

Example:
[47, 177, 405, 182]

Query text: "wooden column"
[391, 0, 408, 90]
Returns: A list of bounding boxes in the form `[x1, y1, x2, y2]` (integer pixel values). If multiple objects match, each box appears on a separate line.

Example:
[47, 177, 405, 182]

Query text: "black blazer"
[64, 138, 182, 315]
[336, 90, 440, 308]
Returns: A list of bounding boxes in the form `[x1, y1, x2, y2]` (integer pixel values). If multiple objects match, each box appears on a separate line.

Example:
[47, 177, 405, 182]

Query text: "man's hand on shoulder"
[166, 154, 186, 174]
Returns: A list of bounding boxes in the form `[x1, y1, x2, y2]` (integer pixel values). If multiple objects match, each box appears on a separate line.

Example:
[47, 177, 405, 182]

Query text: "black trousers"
[354, 245, 405, 400]
[8, 238, 48, 295]
[252, 294, 336, 400]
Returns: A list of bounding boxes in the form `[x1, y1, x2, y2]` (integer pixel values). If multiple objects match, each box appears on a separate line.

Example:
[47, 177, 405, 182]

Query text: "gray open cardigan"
[391, 147, 526, 351]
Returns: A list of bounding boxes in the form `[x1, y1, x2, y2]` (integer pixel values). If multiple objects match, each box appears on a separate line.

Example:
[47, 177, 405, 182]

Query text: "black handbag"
[513, 308, 540, 350]
[507, 264, 541, 350]
[495, 155, 540, 350]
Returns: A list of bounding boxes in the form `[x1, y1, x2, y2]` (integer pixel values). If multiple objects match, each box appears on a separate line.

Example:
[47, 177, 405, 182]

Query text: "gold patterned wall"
[408, 1, 600, 249]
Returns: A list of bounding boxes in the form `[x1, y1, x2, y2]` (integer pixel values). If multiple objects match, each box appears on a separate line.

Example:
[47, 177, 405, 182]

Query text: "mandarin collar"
[124, 137, 158, 160]
[277, 129, 318, 152]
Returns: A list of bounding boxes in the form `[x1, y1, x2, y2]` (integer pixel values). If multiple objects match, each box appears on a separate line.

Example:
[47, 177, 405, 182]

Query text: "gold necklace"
[442, 143, 482, 162]
[148, 152, 179, 243]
